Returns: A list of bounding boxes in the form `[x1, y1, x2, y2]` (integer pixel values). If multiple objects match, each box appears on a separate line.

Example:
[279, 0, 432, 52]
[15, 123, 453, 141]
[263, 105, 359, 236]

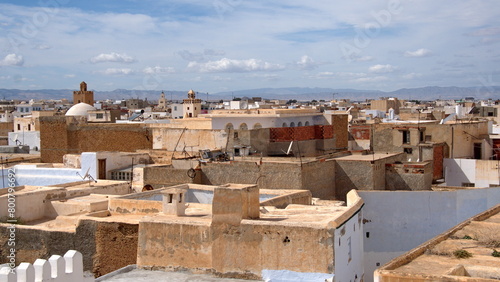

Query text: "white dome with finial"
[65, 103, 96, 116]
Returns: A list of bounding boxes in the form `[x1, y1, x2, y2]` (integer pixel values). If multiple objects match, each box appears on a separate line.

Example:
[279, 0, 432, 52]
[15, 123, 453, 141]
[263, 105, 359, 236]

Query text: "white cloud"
[188, 58, 284, 73]
[0, 54, 24, 66]
[64, 74, 76, 78]
[368, 64, 396, 73]
[97, 68, 134, 75]
[404, 48, 432, 58]
[346, 54, 374, 62]
[352, 76, 388, 83]
[178, 49, 226, 62]
[402, 73, 422, 79]
[90, 52, 135, 64]
[33, 44, 51, 50]
[143, 66, 175, 74]
[297, 55, 318, 70]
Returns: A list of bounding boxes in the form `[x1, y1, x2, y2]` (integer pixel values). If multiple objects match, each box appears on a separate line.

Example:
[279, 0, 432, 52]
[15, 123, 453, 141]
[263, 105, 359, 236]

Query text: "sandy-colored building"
[0, 178, 366, 281]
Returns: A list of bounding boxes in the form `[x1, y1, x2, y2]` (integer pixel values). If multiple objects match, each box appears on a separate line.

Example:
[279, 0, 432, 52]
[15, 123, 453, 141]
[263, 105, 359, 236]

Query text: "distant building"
[126, 98, 147, 109]
[73, 81, 94, 105]
[157, 91, 167, 110]
[370, 97, 401, 114]
[183, 89, 202, 118]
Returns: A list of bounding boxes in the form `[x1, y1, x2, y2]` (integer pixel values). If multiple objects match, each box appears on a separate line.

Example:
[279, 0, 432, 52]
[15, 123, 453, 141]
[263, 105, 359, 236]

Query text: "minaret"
[183, 89, 202, 118]
[158, 91, 167, 109]
[73, 81, 94, 105]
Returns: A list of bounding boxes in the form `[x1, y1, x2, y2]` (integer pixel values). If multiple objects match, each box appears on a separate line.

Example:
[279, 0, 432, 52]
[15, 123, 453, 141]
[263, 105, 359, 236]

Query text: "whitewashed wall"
[334, 209, 364, 282]
[443, 158, 476, 186]
[359, 188, 500, 282]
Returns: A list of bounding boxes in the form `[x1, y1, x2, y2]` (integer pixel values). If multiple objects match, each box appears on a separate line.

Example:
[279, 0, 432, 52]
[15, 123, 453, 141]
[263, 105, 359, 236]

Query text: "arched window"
[282, 122, 288, 127]
[239, 123, 248, 130]
[298, 122, 303, 127]
[305, 121, 310, 126]
[225, 123, 234, 131]
[290, 122, 295, 127]
[253, 123, 262, 129]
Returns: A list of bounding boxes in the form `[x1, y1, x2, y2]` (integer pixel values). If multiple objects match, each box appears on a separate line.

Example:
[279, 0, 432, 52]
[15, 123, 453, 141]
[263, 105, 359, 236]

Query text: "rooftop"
[376, 204, 500, 280]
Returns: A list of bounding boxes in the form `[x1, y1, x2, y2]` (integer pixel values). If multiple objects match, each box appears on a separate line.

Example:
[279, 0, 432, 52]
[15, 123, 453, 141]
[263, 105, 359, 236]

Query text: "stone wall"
[40, 116, 152, 163]
[200, 159, 336, 199]
[332, 114, 349, 150]
[385, 162, 433, 191]
[137, 220, 334, 279]
[0, 219, 138, 278]
[0, 122, 13, 137]
[335, 154, 405, 200]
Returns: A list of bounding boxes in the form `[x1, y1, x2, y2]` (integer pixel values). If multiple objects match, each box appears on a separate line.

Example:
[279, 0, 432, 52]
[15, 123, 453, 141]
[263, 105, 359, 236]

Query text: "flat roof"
[334, 152, 401, 161]
[376, 204, 500, 280]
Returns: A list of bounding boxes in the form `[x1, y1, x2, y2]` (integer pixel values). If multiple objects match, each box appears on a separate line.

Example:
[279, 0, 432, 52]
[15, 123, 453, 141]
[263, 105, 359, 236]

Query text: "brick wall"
[40, 116, 153, 163]
[332, 114, 348, 149]
[269, 125, 334, 142]
[433, 144, 444, 181]
[350, 125, 371, 140]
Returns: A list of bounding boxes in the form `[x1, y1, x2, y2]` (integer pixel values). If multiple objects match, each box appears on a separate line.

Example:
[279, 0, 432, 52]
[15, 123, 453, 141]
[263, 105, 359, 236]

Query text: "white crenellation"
[0, 250, 93, 282]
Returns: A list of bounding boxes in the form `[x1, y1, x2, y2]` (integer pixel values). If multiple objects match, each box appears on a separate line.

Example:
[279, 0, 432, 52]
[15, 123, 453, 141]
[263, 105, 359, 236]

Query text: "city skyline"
[0, 0, 499, 93]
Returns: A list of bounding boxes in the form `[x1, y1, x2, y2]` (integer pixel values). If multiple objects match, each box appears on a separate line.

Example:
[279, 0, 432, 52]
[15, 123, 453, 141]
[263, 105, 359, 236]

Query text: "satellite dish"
[241, 101, 248, 109]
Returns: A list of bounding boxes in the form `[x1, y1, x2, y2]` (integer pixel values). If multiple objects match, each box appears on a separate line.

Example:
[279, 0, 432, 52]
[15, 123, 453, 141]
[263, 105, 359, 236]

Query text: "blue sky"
[0, 0, 499, 94]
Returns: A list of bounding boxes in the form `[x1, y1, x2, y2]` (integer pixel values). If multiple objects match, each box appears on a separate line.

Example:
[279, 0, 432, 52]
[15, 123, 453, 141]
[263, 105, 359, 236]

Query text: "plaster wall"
[334, 210, 364, 282]
[359, 188, 500, 282]
[2, 165, 81, 188]
[475, 159, 500, 187]
[443, 158, 477, 186]
[210, 116, 320, 130]
[137, 220, 335, 279]
[385, 162, 432, 191]
[152, 128, 227, 151]
[200, 160, 335, 199]
[444, 158, 500, 187]
[8, 131, 40, 150]
[80, 152, 150, 180]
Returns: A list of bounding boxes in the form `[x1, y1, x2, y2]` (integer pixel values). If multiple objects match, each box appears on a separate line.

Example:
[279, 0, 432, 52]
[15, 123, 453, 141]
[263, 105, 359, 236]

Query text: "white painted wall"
[359, 188, 500, 282]
[0, 165, 82, 188]
[334, 209, 364, 282]
[443, 158, 476, 186]
[81, 152, 149, 180]
[8, 131, 40, 150]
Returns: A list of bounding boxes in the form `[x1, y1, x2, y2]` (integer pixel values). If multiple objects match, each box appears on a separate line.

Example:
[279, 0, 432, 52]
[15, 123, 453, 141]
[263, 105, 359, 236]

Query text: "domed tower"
[73, 81, 94, 105]
[183, 89, 201, 118]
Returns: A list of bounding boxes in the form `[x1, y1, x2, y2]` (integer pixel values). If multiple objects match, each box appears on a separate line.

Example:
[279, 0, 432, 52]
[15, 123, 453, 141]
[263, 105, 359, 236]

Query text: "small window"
[17, 124, 20, 131]
[402, 130, 410, 144]
[404, 148, 413, 154]
[28, 124, 31, 131]
[96, 113, 104, 119]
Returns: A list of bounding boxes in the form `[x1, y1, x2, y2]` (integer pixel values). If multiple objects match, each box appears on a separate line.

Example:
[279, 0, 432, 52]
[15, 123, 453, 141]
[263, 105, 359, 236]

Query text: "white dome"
[66, 103, 96, 116]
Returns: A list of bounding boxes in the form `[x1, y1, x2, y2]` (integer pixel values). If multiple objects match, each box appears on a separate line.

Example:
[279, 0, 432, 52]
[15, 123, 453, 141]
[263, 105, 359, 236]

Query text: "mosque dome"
[65, 102, 96, 116]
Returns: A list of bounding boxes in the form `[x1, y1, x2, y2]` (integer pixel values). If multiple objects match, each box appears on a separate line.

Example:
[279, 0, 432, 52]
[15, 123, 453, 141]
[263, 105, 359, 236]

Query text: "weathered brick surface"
[40, 116, 153, 163]
[332, 114, 348, 148]
[350, 125, 371, 140]
[433, 144, 444, 181]
[269, 125, 334, 143]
